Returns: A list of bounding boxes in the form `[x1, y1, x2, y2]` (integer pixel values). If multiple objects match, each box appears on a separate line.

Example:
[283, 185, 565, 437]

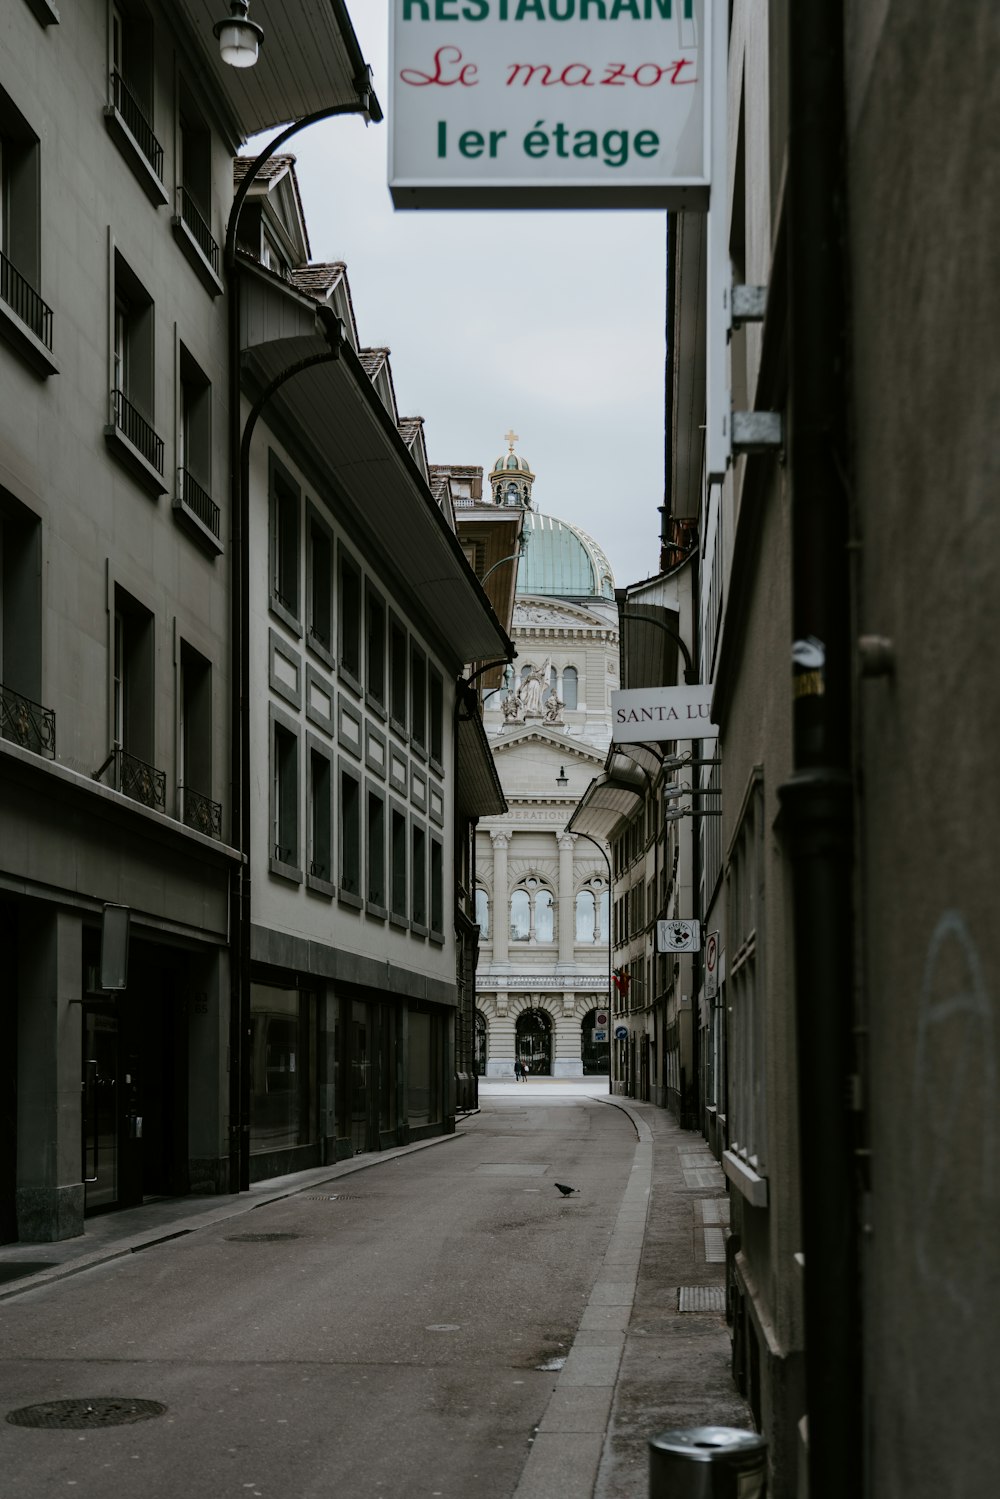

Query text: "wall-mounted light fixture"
[556, 766, 569, 787]
[664, 807, 722, 821]
[662, 753, 721, 771]
[215, 0, 264, 68]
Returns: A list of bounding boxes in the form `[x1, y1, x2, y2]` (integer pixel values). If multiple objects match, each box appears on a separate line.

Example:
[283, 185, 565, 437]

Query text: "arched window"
[475, 887, 490, 939]
[516, 1008, 552, 1075]
[562, 665, 578, 710]
[534, 889, 554, 943]
[576, 889, 596, 942]
[510, 888, 530, 941]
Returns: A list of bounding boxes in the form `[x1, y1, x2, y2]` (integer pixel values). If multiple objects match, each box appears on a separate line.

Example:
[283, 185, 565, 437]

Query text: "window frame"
[337, 757, 363, 909]
[305, 502, 334, 666]
[365, 778, 387, 919]
[337, 543, 363, 694]
[306, 733, 335, 897]
[268, 452, 301, 633]
[269, 703, 301, 883]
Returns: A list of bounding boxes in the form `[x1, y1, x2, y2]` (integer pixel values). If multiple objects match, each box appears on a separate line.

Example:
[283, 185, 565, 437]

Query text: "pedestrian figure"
[514, 1058, 525, 1081]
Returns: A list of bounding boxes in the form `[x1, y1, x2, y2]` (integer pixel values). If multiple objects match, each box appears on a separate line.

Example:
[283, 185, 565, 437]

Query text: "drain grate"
[224, 1232, 301, 1243]
[301, 1194, 370, 1202]
[678, 1286, 727, 1314]
[6, 1398, 166, 1430]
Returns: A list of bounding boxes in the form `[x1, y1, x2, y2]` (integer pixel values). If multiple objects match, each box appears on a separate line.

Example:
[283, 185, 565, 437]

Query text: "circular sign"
[596, 1010, 609, 1028]
[614, 1025, 629, 1041]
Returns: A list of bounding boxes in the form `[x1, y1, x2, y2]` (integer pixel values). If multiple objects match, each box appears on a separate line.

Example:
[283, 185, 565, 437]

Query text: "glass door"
[82, 1007, 119, 1211]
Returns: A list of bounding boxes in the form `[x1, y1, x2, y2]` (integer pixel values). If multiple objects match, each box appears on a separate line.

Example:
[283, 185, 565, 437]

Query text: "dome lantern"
[491, 428, 535, 509]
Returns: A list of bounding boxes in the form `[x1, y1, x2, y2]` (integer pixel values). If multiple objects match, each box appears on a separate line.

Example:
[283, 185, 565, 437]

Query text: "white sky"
[265, 4, 669, 592]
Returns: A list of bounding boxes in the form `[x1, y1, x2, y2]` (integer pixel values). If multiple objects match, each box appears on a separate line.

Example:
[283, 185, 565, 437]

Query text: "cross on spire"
[504, 428, 519, 449]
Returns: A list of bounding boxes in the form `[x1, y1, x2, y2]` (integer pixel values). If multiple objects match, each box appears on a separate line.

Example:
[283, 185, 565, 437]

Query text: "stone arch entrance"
[516, 1008, 552, 1076]
[581, 1008, 610, 1076]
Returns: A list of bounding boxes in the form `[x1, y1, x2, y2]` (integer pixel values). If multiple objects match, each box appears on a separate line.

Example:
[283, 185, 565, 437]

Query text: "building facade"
[475, 438, 617, 1079]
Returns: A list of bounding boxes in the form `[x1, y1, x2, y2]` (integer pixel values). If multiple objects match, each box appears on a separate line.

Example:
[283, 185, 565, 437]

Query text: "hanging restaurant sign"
[611, 684, 718, 743]
[388, 1, 710, 210]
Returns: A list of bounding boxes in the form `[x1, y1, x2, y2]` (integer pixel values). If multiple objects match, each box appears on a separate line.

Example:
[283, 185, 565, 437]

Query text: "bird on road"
[554, 1183, 579, 1197]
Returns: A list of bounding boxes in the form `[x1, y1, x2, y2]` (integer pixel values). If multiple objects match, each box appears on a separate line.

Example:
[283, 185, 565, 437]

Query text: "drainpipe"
[777, 4, 862, 1496]
[225, 93, 375, 1193]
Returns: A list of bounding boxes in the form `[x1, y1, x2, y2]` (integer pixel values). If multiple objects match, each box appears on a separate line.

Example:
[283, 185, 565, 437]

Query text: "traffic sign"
[593, 1029, 608, 1045]
[614, 1025, 629, 1042]
[705, 930, 720, 998]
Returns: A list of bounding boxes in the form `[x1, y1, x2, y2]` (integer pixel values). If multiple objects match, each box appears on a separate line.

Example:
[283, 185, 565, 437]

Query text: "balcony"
[105, 388, 167, 496]
[94, 746, 166, 811]
[0, 684, 56, 758]
[171, 187, 224, 298]
[182, 786, 223, 840]
[173, 467, 223, 556]
[0, 250, 57, 377]
[104, 70, 168, 207]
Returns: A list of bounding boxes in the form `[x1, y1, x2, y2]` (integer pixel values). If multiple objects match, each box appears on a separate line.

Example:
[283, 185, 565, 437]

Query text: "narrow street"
[0, 1087, 638, 1499]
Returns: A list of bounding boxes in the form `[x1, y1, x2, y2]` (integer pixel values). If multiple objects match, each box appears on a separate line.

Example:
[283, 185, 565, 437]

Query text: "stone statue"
[543, 693, 565, 724]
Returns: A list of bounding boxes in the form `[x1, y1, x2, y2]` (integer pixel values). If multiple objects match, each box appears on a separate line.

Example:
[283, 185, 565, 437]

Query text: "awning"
[456, 688, 507, 820]
[240, 305, 513, 669]
[567, 761, 646, 843]
[618, 601, 682, 690]
[175, 1, 381, 141]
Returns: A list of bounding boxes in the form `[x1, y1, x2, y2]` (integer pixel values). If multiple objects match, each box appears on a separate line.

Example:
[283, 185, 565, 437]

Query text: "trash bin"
[649, 1426, 767, 1499]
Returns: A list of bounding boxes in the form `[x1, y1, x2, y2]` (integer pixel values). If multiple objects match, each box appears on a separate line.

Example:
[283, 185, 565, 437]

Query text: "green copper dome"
[518, 511, 615, 600]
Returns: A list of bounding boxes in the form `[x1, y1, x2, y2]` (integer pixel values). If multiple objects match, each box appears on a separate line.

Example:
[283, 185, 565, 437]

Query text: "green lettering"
[572, 130, 599, 158]
[550, 0, 576, 17]
[459, 129, 485, 158]
[610, 0, 642, 18]
[489, 129, 509, 156]
[437, 121, 447, 157]
[579, 1, 607, 16]
[634, 129, 659, 157]
[402, 1, 430, 17]
[435, 0, 459, 19]
[516, 0, 547, 18]
[462, 0, 490, 15]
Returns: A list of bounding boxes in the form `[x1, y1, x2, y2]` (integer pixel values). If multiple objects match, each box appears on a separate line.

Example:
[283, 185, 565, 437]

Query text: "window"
[0, 87, 51, 362]
[0, 491, 50, 756]
[180, 641, 218, 836]
[338, 547, 362, 686]
[411, 822, 427, 931]
[510, 888, 530, 942]
[271, 716, 299, 874]
[389, 614, 407, 731]
[109, 252, 162, 484]
[339, 764, 361, 901]
[173, 81, 220, 287]
[366, 784, 386, 912]
[306, 508, 333, 657]
[107, 0, 165, 198]
[474, 887, 489, 940]
[175, 345, 218, 544]
[249, 984, 316, 1155]
[429, 666, 444, 766]
[726, 777, 766, 1179]
[390, 805, 408, 923]
[561, 665, 578, 710]
[307, 743, 333, 889]
[576, 890, 596, 943]
[410, 642, 427, 752]
[109, 586, 162, 808]
[269, 456, 300, 624]
[430, 835, 444, 938]
[366, 585, 386, 707]
[534, 889, 554, 943]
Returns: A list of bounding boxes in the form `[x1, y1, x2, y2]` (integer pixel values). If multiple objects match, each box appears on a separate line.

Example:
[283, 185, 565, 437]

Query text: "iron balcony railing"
[0, 251, 54, 350]
[111, 388, 164, 474]
[94, 745, 166, 811]
[180, 467, 220, 538]
[111, 70, 163, 180]
[177, 187, 220, 274]
[1, 683, 56, 758]
[182, 785, 223, 840]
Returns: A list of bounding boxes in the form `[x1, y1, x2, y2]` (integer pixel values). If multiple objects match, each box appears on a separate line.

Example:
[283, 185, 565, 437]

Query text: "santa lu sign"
[388, 0, 710, 209]
[611, 685, 718, 742]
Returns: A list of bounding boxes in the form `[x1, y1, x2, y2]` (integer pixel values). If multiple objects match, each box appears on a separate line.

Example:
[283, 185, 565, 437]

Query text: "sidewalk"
[0, 1091, 752, 1498]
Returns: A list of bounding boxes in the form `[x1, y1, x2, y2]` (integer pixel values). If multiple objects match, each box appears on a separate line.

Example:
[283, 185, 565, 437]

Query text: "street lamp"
[214, 1, 264, 68]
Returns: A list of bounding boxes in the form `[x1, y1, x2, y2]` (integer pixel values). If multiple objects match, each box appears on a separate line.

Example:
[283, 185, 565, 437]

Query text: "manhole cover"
[224, 1233, 301, 1243]
[6, 1398, 166, 1430]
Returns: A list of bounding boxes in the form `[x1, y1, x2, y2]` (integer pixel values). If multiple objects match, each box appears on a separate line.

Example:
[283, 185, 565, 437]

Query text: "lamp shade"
[214, 2, 264, 68]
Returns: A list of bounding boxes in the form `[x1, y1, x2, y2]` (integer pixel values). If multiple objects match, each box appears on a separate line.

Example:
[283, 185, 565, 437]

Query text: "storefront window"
[250, 984, 316, 1154]
[408, 1009, 440, 1127]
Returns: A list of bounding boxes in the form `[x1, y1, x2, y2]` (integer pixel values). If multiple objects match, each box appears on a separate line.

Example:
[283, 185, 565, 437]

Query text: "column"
[491, 830, 510, 964]
[557, 831, 575, 962]
[17, 908, 85, 1241]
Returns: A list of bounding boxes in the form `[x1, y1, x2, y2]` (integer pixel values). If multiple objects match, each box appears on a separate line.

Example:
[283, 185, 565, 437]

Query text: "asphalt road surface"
[0, 1090, 638, 1499]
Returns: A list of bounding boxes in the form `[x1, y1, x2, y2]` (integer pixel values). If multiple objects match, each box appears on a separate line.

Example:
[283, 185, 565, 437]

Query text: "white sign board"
[592, 1028, 608, 1044]
[657, 918, 701, 952]
[611, 685, 718, 743]
[595, 1010, 609, 1028]
[389, 0, 710, 209]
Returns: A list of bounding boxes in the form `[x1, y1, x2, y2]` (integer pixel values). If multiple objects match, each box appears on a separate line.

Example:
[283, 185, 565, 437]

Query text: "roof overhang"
[456, 687, 507, 820]
[174, 1, 382, 142]
[566, 760, 647, 843]
[240, 284, 512, 668]
[617, 600, 682, 691]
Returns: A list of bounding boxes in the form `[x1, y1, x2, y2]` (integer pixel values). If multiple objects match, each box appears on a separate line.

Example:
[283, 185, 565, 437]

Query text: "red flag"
[612, 970, 631, 998]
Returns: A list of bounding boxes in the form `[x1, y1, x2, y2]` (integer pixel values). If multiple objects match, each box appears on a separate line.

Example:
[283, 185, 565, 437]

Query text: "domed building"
[475, 435, 618, 1079]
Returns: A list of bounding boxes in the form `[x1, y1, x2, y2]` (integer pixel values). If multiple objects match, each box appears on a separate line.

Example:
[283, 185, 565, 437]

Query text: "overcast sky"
[265, 4, 669, 592]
